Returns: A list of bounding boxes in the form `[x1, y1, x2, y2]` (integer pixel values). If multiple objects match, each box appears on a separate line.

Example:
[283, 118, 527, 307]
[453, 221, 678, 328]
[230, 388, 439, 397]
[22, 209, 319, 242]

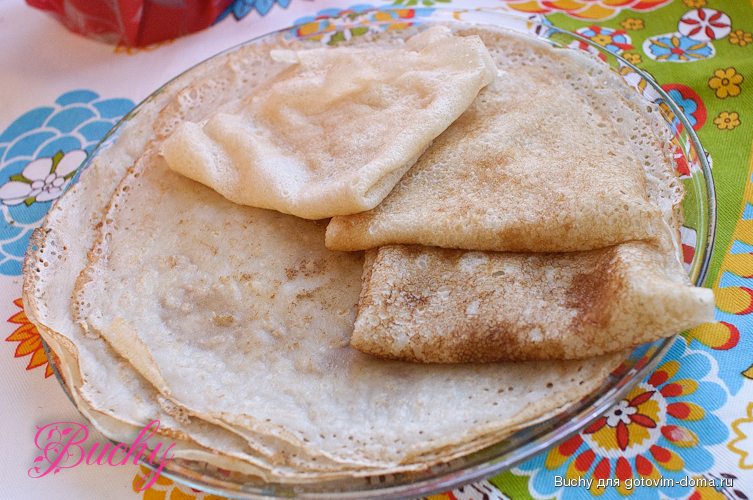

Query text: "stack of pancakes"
[23, 24, 713, 481]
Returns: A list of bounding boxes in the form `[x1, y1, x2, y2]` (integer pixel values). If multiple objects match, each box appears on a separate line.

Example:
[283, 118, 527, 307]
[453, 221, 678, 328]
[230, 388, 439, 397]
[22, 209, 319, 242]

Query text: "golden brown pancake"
[325, 29, 679, 253]
[350, 238, 714, 363]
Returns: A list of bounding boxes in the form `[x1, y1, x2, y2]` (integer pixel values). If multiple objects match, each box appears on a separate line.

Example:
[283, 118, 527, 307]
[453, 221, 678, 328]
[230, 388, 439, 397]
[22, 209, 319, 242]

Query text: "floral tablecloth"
[1, 0, 752, 499]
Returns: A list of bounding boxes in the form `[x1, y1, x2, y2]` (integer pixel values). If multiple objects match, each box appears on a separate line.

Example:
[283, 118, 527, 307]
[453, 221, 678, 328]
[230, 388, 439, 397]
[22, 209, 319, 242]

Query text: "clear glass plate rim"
[42, 8, 717, 500]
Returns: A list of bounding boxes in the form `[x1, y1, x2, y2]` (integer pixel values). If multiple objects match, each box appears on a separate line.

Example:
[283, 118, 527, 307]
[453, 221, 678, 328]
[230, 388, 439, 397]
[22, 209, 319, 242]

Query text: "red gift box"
[27, 0, 235, 47]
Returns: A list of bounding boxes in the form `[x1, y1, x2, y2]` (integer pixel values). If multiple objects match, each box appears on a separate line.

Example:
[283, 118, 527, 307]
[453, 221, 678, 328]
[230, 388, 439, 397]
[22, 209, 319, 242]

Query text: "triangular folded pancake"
[160, 26, 497, 219]
[350, 238, 714, 363]
[326, 30, 670, 253]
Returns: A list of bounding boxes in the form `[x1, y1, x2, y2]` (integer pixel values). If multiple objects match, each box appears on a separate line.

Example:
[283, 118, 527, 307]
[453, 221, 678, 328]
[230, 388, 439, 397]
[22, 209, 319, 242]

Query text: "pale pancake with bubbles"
[23, 39, 386, 479]
[325, 28, 683, 253]
[160, 26, 497, 219]
[72, 139, 624, 473]
[29, 24, 634, 479]
[20, 77, 287, 477]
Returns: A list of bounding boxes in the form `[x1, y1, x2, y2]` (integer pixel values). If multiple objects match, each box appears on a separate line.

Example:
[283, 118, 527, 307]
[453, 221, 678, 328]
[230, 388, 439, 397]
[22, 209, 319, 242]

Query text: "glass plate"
[43, 7, 715, 500]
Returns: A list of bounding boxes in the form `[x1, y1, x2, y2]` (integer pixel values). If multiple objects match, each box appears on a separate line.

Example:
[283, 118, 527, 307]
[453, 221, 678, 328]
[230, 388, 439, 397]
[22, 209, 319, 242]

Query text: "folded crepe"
[350, 239, 715, 363]
[325, 29, 676, 253]
[24, 22, 678, 481]
[337, 28, 712, 363]
[160, 26, 497, 219]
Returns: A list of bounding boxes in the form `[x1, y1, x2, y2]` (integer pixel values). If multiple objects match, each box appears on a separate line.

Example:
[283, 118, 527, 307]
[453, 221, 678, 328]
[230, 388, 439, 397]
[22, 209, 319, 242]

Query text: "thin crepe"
[350, 240, 714, 363]
[72, 141, 624, 472]
[27, 24, 633, 480]
[22, 40, 382, 480]
[160, 26, 497, 219]
[20, 83, 285, 476]
[341, 29, 711, 364]
[326, 29, 675, 253]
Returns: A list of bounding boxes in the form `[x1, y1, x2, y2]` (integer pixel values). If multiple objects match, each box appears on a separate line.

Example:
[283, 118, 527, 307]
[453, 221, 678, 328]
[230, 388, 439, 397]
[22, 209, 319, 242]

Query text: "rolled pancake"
[160, 26, 497, 219]
[350, 241, 714, 363]
[326, 29, 675, 253]
[72, 143, 625, 472]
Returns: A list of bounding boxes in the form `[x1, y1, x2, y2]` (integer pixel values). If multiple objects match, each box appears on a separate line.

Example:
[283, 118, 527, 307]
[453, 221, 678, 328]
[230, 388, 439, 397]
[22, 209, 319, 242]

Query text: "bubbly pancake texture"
[26, 37, 427, 479]
[22, 41, 377, 479]
[326, 29, 677, 253]
[350, 239, 714, 363]
[72, 147, 624, 471]
[24, 24, 667, 482]
[161, 26, 497, 219]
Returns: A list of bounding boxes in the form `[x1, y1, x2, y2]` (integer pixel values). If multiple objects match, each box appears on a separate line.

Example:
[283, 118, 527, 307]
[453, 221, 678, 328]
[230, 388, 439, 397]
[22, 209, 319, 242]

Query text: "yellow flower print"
[729, 30, 753, 47]
[729, 402, 753, 468]
[5, 298, 53, 378]
[683, 0, 706, 7]
[592, 33, 613, 47]
[708, 68, 744, 98]
[583, 384, 662, 453]
[623, 52, 642, 64]
[620, 18, 644, 30]
[134, 464, 230, 499]
[484, 0, 673, 21]
[713, 112, 740, 131]
[659, 101, 676, 128]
